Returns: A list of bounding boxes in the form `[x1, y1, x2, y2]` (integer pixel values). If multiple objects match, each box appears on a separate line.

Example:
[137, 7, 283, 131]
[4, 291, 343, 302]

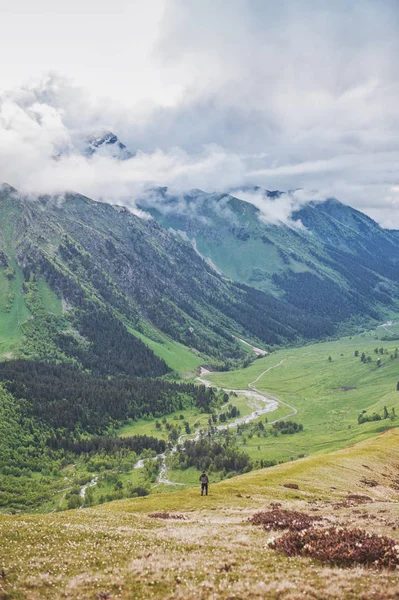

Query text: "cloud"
[230, 188, 312, 227]
[1, 2, 399, 226]
[0, 81, 247, 205]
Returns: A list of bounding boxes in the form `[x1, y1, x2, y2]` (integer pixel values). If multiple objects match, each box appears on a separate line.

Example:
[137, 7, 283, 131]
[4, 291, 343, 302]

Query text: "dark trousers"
[201, 483, 208, 495]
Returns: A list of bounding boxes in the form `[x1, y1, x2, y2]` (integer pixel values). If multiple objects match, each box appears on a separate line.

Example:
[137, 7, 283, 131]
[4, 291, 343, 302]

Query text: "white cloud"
[230, 188, 308, 227]
[1, 1, 399, 226]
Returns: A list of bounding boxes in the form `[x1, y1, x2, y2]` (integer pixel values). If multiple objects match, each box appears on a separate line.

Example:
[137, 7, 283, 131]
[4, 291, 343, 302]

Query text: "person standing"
[199, 470, 209, 495]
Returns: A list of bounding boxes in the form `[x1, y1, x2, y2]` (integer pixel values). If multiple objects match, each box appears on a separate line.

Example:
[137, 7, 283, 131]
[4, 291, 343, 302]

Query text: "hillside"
[138, 187, 399, 331]
[2, 429, 399, 599]
[0, 184, 337, 373]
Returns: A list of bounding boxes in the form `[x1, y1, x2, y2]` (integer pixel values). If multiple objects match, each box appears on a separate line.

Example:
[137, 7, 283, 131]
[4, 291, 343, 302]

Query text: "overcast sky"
[1, 0, 399, 226]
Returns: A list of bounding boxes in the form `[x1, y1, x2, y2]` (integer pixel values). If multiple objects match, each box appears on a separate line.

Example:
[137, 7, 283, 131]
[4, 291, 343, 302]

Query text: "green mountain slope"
[138, 188, 399, 331]
[0, 184, 337, 372]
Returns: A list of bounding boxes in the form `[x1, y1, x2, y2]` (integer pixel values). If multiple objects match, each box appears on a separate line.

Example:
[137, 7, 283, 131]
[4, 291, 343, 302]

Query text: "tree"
[85, 486, 94, 505]
[383, 406, 389, 419]
[328, 356, 332, 362]
[354, 350, 359, 357]
[377, 358, 382, 368]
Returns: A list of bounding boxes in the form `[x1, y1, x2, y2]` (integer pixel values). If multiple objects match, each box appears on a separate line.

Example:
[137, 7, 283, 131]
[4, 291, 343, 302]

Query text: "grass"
[0, 264, 31, 358]
[2, 430, 399, 599]
[207, 330, 399, 464]
[118, 393, 253, 441]
[37, 278, 62, 316]
[127, 326, 203, 377]
[0, 270, 10, 312]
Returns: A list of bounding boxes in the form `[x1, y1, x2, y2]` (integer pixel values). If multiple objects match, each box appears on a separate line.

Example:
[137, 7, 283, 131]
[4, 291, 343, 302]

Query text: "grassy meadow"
[208, 326, 399, 464]
[2, 429, 399, 599]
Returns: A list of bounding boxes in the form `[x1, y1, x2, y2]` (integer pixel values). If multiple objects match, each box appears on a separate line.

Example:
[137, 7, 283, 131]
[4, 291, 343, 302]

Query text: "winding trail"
[134, 356, 298, 486]
[247, 358, 297, 425]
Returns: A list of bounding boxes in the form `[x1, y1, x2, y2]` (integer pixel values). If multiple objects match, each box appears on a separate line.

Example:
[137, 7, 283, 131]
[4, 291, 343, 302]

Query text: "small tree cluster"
[358, 406, 395, 424]
[272, 420, 303, 435]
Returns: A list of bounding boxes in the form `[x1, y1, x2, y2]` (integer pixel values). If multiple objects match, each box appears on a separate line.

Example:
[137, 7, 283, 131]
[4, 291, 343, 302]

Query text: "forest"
[0, 360, 217, 433]
[0, 360, 218, 510]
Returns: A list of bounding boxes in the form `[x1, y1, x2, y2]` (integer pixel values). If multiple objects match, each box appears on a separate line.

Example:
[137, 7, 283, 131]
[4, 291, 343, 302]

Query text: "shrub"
[149, 512, 187, 520]
[269, 527, 399, 569]
[250, 509, 320, 531]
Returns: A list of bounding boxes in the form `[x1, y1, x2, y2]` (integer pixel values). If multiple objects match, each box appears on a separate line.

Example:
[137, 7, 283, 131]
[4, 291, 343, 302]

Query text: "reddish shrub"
[250, 509, 320, 531]
[361, 478, 378, 487]
[347, 494, 372, 503]
[269, 527, 399, 569]
[149, 512, 187, 520]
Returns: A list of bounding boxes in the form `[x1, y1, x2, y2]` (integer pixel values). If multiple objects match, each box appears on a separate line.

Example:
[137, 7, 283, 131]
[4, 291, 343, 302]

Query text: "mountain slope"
[0, 185, 335, 372]
[138, 187, 399, 330]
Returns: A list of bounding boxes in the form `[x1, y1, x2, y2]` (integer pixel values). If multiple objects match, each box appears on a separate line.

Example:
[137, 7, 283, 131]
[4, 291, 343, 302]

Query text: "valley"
[110, 324, 399, 493]
[1, 185, 399, 598]
[2, 4, 399, 597]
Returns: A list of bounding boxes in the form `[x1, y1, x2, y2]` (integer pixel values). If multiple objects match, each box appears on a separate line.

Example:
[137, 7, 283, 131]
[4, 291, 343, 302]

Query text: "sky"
[1, 0, 399, 226]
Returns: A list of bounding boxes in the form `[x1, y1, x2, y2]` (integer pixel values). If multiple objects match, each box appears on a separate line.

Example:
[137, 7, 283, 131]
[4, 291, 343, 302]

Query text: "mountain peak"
[0, 182, 18, 194]
[84, 131, 133, 160]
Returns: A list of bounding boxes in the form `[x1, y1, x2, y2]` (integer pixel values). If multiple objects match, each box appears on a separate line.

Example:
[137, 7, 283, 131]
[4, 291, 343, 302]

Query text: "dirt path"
[247, 358, 298, 424]
[236, 337, 267, 356]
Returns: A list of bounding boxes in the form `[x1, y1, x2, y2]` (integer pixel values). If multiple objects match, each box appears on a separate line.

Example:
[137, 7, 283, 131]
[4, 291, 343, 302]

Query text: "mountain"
[84, 131, 133, 160]
[0, 184, 337, 376]
[138, 187, 399, 332]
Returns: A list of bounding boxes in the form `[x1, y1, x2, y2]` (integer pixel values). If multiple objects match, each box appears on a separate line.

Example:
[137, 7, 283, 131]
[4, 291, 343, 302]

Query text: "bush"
[126, 485, 149, 498]
[149, 512, 187, 520]
[269, 527, 399, 569]
[250, 509, 320, 531]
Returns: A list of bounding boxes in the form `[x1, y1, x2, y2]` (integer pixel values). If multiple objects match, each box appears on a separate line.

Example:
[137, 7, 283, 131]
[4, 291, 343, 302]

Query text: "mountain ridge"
[138, 186, 399, 331]
[0, 185, 339, 374]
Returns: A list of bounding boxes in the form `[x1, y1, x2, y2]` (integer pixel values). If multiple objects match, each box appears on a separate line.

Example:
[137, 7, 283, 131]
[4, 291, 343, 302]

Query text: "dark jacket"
[199, 474, 209, 484]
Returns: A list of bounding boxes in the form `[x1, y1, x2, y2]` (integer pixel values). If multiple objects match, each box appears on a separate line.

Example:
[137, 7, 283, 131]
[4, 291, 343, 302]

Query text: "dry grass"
[2, 429, 399, 599]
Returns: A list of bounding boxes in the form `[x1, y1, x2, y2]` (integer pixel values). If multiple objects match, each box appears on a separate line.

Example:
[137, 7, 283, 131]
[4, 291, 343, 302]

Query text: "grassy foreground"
[2, 429, 399, 599]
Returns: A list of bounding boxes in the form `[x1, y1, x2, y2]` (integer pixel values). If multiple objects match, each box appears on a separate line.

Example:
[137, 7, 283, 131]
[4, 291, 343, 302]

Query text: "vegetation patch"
[269, 527, 399, 569]
[250, 508, 320, 531]
[149, 512, 187, 520]
[346, 494, 372, 503]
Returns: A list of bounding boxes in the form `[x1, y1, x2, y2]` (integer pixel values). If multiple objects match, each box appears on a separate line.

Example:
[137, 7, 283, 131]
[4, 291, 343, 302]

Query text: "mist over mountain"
[1, 72, 399, 227]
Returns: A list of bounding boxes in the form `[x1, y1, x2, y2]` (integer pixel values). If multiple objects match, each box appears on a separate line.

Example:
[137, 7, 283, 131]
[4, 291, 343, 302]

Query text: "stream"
[132, 356, 296, 487]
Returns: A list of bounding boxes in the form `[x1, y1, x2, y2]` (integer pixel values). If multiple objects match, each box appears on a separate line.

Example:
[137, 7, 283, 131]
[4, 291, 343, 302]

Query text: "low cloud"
[2, 0, 399, 229]
[231, 188, 316, 227]
[0, 79, 246, 207]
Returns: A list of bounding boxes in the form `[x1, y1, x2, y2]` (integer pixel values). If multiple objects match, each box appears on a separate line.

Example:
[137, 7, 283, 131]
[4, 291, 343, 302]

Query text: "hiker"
[199, 470, 209, 496]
